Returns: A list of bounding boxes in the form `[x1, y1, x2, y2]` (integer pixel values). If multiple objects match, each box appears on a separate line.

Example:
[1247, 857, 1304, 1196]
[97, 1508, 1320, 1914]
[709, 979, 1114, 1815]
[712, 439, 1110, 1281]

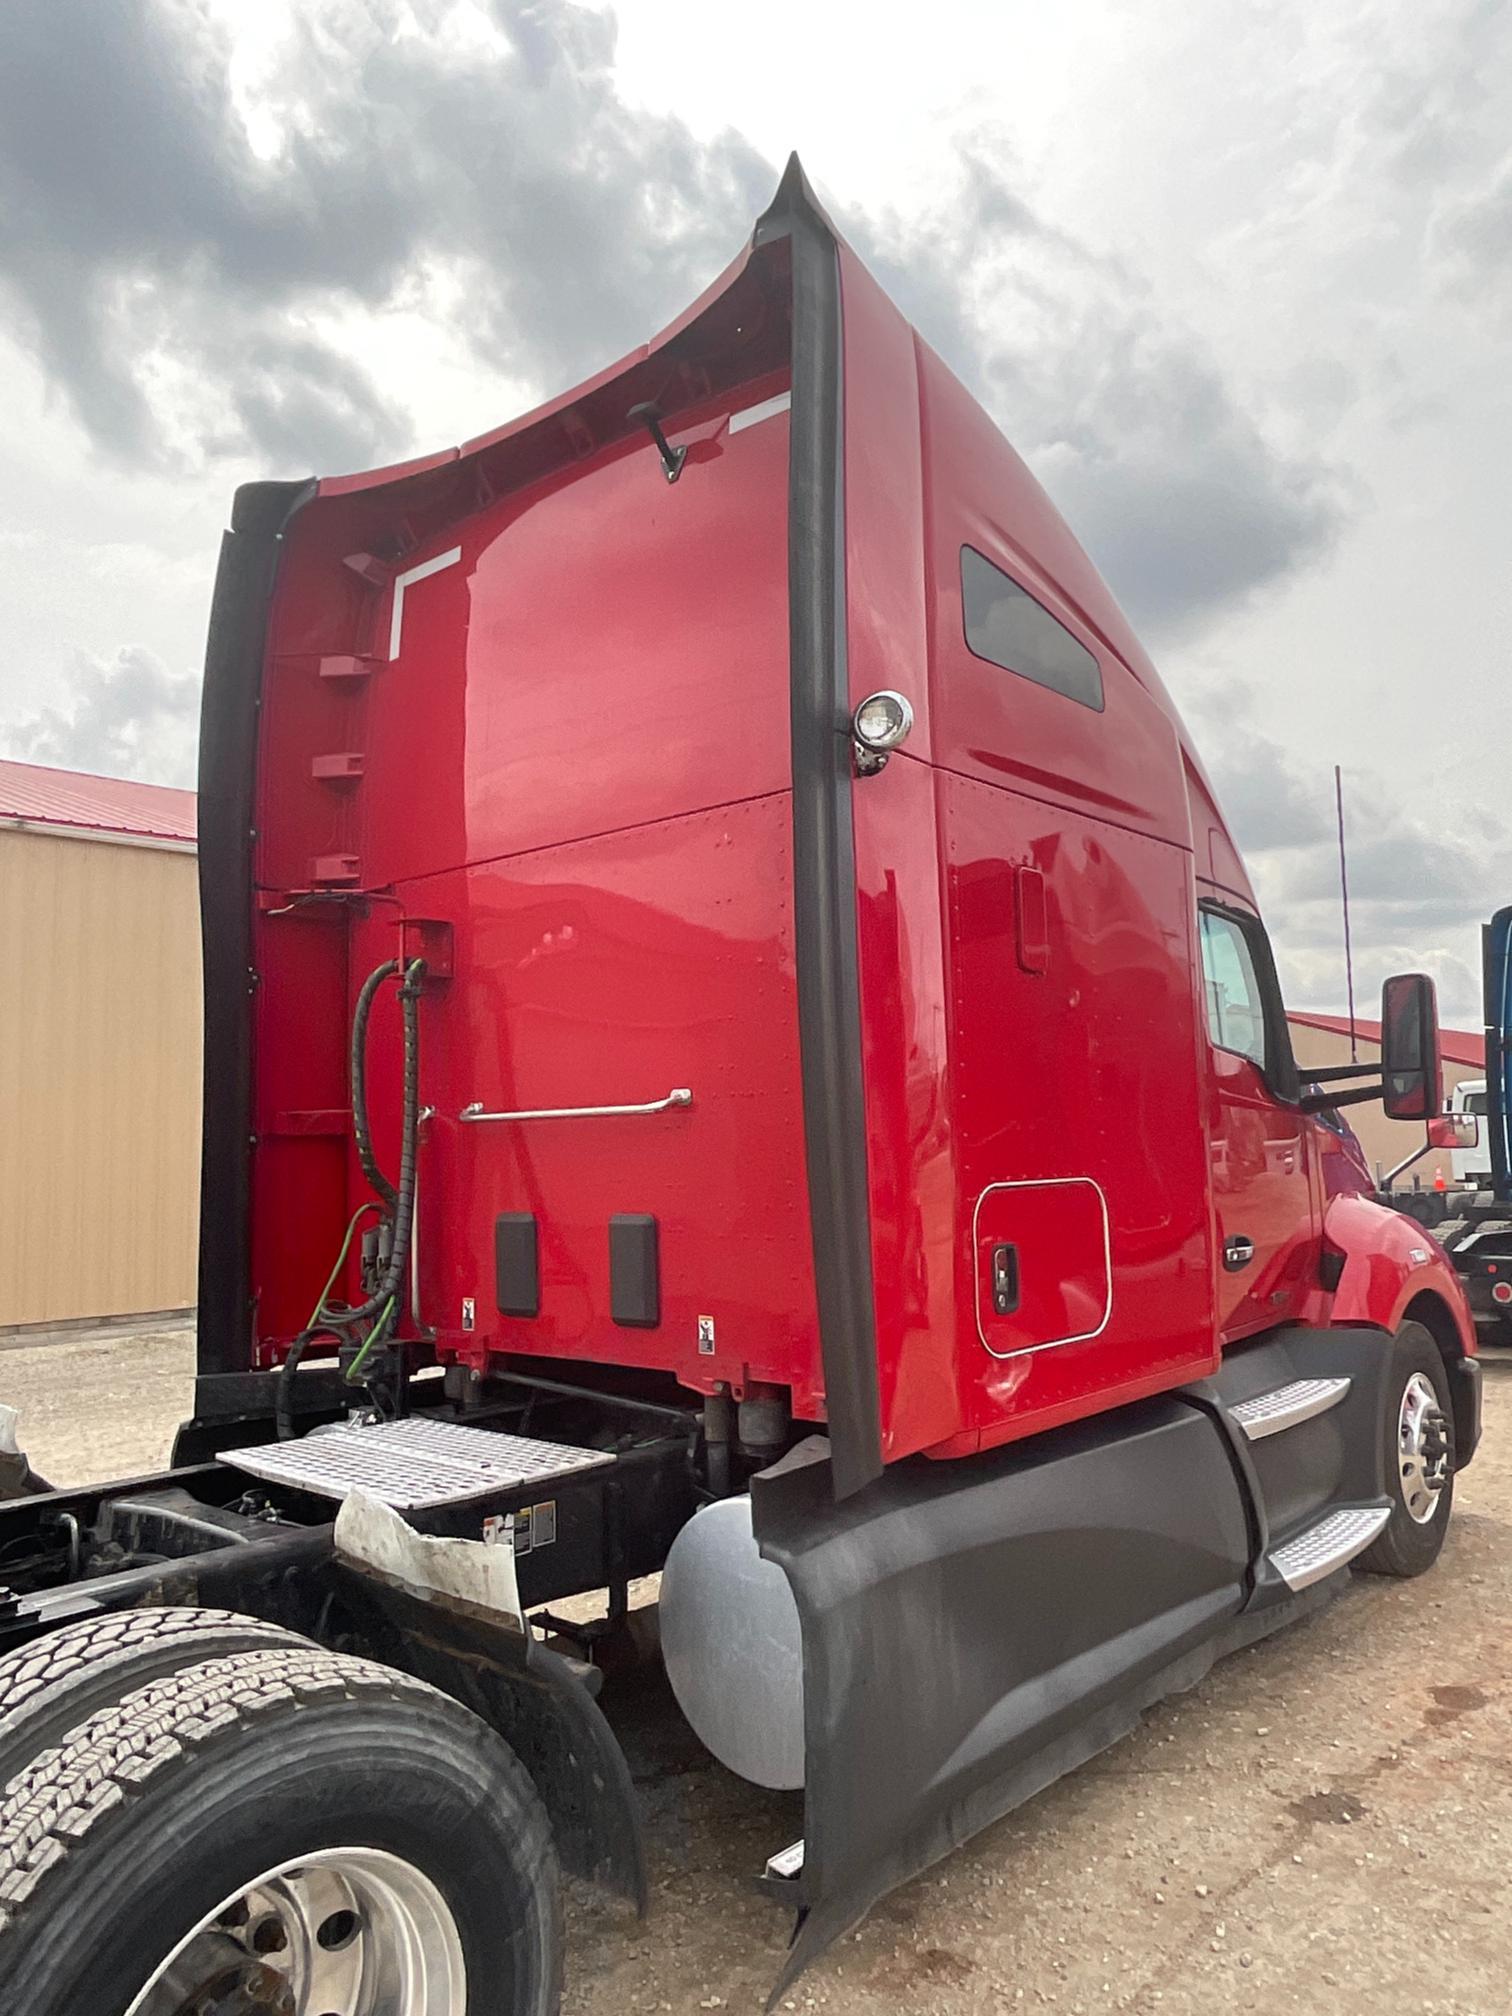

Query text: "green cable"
[309, 1200, 384, 1332]
[344, 1294, 396, 1386]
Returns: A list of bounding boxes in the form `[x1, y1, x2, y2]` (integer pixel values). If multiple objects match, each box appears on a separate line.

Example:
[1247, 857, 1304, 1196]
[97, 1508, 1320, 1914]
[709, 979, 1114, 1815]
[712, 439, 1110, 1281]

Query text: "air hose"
[351, 959, 400, 1215]
[276, 955, 426, 1436]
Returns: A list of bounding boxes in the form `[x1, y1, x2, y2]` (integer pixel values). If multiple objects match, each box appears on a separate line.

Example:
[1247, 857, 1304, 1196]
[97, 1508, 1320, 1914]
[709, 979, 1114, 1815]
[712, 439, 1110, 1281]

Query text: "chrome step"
[1231, 1375, 1351, 1442]
[1268, 1504, 1391, 1591]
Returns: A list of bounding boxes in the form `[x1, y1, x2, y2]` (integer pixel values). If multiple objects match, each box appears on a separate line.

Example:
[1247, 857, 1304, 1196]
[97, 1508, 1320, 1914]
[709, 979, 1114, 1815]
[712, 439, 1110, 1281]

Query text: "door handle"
[1223, 1236, 1255, 1273]
[990, 1243, 1020, 1315]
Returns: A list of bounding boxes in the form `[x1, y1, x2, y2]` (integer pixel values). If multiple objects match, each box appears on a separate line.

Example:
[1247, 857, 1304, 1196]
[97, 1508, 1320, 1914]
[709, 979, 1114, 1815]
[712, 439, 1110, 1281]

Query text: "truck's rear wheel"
[0, 1644, 562, 2016]
[1357, 1322, 1456, 1578]
[0, 1606, 307, 1789]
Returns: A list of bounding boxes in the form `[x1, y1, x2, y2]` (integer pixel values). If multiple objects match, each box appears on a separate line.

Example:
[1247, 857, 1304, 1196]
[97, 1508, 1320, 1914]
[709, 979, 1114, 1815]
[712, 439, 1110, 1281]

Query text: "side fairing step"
[1268, 1504, 1390, 1591]
[223, 1416, 614, 1511]
[1230, 1376, 1351, 1441]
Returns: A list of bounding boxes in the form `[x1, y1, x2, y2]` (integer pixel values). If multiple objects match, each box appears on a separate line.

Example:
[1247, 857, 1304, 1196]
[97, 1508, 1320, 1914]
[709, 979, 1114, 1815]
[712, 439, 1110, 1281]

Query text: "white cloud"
[1190, 683, 1509, 1024]
[0, 0, 1506, 1025]
[3, 644, 200, 787]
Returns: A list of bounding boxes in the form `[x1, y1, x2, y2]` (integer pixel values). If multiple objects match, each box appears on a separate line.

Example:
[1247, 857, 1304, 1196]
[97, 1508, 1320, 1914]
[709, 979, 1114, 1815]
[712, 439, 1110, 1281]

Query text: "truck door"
[1488, 904, 1512, 1200]
[1450, 1082, 1489, 1187]
[1197, 903, 1315, 1341]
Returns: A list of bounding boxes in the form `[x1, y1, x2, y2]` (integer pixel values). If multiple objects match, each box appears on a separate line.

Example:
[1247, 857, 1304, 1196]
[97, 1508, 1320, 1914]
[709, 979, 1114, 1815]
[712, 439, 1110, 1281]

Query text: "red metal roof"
[1288, 1010, 1484, 1071]
[0, 759, 196, 845]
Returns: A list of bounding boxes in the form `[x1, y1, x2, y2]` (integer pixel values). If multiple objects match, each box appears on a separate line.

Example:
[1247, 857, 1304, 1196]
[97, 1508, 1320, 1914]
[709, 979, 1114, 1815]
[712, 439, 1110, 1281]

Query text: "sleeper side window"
[960, 547, 1105, 712]
[1199, 908, 1269, 1071]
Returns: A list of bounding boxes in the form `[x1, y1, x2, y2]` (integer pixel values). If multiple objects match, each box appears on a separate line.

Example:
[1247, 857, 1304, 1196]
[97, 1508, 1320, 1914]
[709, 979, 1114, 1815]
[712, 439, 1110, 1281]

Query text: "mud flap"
[333, 1494, 646, 1909]
[751, 1396, 1259, 1996]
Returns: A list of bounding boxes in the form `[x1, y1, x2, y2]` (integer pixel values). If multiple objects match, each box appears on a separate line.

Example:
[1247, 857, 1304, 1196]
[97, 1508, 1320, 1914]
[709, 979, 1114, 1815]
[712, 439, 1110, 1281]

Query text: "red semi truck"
[0, 160, 1482, 2014]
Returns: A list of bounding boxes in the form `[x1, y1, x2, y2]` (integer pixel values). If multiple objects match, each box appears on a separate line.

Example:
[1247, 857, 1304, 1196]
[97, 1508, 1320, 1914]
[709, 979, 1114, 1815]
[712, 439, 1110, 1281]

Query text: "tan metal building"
[1288, 1010, 1486, 1188]
[0, 761, 200, 1329]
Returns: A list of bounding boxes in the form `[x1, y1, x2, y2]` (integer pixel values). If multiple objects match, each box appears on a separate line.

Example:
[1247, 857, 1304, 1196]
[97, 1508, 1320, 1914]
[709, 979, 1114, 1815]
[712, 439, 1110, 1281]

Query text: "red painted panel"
[245, 259, 801, 1388]
[359, 376, 793, 891]
[935, 768, 1216, 1453]
[391, 795, 824, 1414]
[1323, 1192, 1476, 1352]
[1206, 1044, 1316, 1342]
[839, 247, 961, 1462]
[838, 268, 1219, 1459]
[835, 247, 933, 758]
[973, 1179, 1111, 1356]
[917, 341, 1192, 852]
[852, 752, 961, 1460]
[248, 906, 352, 1352]
[254, 375, 793, 907]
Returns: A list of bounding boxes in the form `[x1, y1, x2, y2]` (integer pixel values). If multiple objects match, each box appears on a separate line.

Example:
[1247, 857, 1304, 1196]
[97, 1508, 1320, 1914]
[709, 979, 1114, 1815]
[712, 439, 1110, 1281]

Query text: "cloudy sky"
[1, 0, 1507, 1019]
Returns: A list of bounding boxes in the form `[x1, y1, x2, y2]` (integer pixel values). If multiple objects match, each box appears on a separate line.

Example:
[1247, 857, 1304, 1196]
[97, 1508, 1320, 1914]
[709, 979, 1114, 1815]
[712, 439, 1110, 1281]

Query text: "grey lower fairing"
[750, 1384, 1341, 2000]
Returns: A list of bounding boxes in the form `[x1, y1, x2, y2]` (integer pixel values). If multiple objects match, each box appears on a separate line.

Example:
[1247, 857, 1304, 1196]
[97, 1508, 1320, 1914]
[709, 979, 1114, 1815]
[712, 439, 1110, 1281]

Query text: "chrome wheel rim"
[126, 1845, 466, 2016]
[1398, 1371, 1449, 1525]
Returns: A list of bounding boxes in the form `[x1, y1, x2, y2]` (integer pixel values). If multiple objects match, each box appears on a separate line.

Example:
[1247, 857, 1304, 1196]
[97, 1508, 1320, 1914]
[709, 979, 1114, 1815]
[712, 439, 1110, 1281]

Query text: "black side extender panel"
[609, 1214, 660, 1328]
[752, 1395, 1319, 1993]
[196, 477, 316, 1389]
[754, 157, 884, 1502]
[495, 1213, 540, 1318]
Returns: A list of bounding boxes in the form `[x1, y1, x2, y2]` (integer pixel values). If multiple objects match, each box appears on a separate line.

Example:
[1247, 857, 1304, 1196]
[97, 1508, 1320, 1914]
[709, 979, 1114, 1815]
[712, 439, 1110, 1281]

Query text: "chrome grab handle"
[459, 1088, 693, 1124]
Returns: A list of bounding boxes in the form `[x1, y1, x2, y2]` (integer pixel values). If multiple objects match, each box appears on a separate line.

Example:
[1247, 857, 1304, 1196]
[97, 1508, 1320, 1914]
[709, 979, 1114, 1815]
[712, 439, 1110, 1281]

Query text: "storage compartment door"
[974, 1178, 1111, 1357]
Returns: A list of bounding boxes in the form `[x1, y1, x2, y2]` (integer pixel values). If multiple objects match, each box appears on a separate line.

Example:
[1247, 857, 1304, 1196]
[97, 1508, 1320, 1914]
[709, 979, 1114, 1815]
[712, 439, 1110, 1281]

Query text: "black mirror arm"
[1299, 1082, 1385, 1113]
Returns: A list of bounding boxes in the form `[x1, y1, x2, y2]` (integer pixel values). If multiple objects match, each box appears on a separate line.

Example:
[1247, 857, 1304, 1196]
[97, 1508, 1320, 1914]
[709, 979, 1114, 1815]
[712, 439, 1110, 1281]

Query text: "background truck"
[1433, 909, 1512, 1347]
[1449, 1077, 1492, 1188]
[1373, 1095, 1482, 1230]
[0, 159, 1484, 2016]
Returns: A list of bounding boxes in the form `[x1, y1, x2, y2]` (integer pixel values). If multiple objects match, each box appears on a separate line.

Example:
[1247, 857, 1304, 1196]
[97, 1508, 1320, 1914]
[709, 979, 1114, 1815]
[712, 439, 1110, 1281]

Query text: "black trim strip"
[757, 158, 883, 1498]
[195, 478, 317, 1379]
[1485, 907, 1512, 1202]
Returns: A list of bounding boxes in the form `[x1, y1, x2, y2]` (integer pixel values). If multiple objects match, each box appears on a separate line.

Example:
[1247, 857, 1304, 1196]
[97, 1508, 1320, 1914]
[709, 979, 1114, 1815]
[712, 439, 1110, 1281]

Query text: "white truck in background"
[1450, 1080, 1491, 1188]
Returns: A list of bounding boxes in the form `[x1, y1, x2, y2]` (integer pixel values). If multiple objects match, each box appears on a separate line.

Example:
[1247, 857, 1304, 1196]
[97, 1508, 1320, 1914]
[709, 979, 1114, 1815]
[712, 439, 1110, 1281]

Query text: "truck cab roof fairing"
[193, 155, 888, 1499]
[194, 154, 1263, 1493]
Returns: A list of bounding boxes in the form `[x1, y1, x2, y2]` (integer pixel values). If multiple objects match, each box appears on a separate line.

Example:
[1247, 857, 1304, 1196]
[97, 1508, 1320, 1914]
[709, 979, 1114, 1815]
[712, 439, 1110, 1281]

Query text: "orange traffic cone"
[1433, 1165, 1447, 1191]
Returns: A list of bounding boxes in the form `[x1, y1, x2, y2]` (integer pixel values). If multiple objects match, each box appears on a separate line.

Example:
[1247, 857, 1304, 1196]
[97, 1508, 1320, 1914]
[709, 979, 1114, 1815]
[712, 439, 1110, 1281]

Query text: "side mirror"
[1428, 1113, 1477, 1150]
[1380, 972, 1441, 1122]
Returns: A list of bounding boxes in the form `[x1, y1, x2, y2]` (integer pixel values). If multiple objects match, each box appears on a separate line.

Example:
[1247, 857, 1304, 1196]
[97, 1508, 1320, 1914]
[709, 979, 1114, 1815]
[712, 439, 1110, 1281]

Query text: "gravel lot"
[4, 1323, 1511, 2015]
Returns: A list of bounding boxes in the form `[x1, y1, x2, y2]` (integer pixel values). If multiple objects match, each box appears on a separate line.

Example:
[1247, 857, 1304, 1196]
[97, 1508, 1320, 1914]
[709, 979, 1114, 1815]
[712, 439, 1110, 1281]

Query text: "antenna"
[1335, 764, 1357, 1061]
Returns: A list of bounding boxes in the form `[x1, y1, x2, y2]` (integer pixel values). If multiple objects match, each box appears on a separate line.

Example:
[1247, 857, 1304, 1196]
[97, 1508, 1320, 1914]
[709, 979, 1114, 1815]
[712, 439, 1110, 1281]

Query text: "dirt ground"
[5, 1323, 1512, 2015]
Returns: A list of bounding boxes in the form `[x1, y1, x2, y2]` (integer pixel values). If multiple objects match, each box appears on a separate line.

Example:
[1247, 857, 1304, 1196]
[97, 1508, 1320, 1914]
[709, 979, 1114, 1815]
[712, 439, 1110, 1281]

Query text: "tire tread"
[0, 1607, 307, 1790]
[0, 1646, 432, 1930]
[0, 1608, 294, 1717]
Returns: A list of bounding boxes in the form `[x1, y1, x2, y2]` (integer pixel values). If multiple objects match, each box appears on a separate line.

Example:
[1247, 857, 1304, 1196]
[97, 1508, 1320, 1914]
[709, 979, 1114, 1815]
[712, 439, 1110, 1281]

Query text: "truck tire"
[1357, 1322, 1456, 1578]
[0, 1643, 562, 2016]
[0, 1605, 307, 1790]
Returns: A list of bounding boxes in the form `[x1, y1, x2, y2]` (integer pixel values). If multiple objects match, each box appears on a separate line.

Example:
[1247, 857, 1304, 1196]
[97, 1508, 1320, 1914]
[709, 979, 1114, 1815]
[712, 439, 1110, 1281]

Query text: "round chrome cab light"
[851, 689, 915, 752]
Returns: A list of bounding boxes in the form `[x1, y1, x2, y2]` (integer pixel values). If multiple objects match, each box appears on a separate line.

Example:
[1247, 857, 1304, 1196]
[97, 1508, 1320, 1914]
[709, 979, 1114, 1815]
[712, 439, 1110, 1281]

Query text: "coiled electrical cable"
[350, 959, 400, 1214]
[275, 956, 427, 1435]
